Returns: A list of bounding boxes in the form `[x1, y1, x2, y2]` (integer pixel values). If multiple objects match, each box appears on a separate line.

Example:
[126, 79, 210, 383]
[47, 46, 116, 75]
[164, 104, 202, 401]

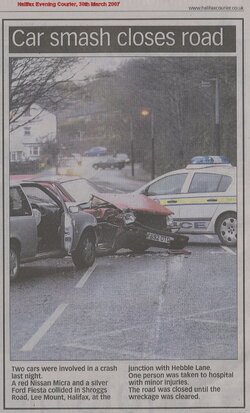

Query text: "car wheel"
[129, 244, 148, 254]
[10, 244, 20, 280]
[93, 165, 99, 170]
[72, 232, 96, 269]
[216, 212, 237, 246]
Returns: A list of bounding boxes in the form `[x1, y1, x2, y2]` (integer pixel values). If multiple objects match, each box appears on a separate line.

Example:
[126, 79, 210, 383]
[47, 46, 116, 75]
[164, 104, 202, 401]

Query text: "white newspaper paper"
[0, 0, 249, 411]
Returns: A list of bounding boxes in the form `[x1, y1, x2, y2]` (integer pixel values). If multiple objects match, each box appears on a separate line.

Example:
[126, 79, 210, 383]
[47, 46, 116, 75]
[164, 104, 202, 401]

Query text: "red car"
[29, 176, 189, 254]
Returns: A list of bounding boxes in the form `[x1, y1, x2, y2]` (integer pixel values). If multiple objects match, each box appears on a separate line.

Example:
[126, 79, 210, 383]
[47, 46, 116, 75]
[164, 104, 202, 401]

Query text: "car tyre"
[72, 232, 96, 269]
[93, 165, 99, 170]
[216, 212, 237, 246]
[10, 243, 20, 281]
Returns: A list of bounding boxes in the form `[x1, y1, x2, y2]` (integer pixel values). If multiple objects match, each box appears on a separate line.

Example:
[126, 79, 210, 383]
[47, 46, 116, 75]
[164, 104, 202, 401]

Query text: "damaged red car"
[81, 193, 189, 254]
[29, 177, 189, 254]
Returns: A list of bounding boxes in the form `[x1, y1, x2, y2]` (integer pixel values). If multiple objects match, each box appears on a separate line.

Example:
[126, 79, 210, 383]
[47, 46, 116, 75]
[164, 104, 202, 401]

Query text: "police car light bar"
[191, 156, 231, 165]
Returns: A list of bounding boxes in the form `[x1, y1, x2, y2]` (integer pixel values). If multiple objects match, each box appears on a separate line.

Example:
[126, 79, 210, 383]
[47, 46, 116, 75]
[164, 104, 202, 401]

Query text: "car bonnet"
[93, 193, 173, 216]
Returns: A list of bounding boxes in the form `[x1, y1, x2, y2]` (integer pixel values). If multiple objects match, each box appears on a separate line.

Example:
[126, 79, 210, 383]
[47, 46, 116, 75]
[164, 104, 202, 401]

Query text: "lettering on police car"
[173, 220, 209, 230]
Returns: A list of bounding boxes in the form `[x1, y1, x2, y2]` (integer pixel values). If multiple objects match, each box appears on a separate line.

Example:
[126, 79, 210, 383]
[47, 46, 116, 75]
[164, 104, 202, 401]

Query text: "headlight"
[123, 211, 136, 224]
[166, 215, 174, 227]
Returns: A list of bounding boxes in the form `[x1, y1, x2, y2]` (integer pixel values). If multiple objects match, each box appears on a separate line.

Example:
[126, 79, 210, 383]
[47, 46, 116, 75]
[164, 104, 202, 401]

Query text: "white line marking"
[205, 234, 214, 239]
[221, 246, 237, 255]
[20, 303, 68, 352]
[67, 306, 237, 343]
[209, 251, 224, 255]
[75, 263, 97, 289]
[102, 185, 113, 191]
[188, 318, 237, 326]
[65, 342, 152, 359]
[184, 305, 237, 318]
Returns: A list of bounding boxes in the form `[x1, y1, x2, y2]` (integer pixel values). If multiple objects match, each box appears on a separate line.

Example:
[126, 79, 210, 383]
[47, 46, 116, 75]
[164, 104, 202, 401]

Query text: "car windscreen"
[61, 179, 96, 203]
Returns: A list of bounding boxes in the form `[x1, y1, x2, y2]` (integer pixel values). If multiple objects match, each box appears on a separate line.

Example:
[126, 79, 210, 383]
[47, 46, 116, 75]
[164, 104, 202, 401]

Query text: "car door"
[10, 186, 38, 258]
[178, 172, 233, 233]
[21, 183, 74, 254]
[145, 172, 189, 219]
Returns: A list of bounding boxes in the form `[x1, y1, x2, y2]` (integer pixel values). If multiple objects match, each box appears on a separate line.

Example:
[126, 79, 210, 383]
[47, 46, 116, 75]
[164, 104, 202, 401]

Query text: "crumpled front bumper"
[112, 221, 189, 250]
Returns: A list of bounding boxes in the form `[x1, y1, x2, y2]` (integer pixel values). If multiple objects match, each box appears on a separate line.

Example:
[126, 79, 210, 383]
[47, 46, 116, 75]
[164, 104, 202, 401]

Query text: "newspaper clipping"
[0, 0, 249, 411]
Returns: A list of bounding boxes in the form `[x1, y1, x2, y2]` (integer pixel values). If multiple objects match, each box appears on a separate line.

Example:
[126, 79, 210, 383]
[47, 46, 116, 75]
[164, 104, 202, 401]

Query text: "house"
[10, 104, 57, 162]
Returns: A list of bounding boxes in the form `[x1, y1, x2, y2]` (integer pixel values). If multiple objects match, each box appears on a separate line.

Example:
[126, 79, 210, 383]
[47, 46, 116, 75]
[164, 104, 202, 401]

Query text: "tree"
[91, 57, 236, 174]
[9, 57, 87, 131]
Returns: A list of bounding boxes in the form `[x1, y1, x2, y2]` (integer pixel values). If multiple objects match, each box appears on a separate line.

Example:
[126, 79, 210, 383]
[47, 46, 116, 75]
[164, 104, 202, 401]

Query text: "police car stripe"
[160, 197, 236, 206]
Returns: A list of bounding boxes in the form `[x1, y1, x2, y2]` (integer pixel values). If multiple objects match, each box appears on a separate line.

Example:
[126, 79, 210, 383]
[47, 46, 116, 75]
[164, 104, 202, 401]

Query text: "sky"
[70, 57, 130, 82]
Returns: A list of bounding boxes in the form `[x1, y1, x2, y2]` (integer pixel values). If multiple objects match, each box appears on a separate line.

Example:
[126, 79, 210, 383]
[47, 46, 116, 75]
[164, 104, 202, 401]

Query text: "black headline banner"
[9, 26, 236, 53]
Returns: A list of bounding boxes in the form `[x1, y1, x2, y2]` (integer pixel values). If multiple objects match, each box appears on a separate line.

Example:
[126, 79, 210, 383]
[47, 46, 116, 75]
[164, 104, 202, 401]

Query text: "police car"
[137, 157, 237, 246]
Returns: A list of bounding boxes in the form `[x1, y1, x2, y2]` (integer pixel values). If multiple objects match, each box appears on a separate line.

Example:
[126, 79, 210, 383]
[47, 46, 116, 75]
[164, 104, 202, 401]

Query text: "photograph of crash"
[9, 56, 237, 360]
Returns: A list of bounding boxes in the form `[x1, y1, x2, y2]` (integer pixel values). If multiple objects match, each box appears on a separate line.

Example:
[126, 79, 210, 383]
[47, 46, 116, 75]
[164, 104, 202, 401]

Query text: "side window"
[147, 174, 188, 196]
[188, 173, 232, 193]
[218, 175, 232, 192]
[10, 187, 32, 217]
[22, 186, 59, 207]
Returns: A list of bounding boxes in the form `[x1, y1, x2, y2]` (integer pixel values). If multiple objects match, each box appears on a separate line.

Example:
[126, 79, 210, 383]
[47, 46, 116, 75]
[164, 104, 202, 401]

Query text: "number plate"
[146, 232, 171, 244]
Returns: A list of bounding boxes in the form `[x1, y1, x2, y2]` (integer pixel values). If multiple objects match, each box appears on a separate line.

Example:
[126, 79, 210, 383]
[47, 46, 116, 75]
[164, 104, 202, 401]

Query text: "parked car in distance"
[136, 162, 237, 246]
[84, 147, 107, 157]
[9, 182, 97, 280]
[93, 156, 125, 170]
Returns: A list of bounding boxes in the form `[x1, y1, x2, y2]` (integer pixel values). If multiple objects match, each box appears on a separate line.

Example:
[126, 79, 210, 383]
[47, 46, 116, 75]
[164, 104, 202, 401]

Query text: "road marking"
[75, 263, 97, 289]
[188, 318, 237, 326]
[101, 185, 114, 191]
[221, 245, 237, 255]
[20, 303, 68, 352]
[205, 234, 214, 239]
[75, 306, 237, 342]
[65, 342, 153, 359]
[184, 305, 237, 318]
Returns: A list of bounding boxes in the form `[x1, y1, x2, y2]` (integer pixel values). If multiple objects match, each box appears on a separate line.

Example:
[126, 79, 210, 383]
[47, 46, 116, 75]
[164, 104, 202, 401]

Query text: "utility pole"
[141, 108, 155, 180]
[214, 78, 220, 155]
[201, 78, 220, 155]
[151, 111, 155, 180]
[130, 117, 135, 177]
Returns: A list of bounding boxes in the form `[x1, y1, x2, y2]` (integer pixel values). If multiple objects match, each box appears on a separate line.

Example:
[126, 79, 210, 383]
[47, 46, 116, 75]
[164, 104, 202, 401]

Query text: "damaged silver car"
[9, 183, 97, 280]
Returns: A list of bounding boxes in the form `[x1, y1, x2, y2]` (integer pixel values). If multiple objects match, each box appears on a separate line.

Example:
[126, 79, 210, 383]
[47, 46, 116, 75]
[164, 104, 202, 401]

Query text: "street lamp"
[201, 78, 220, 155]
[141, 108, 155, 180]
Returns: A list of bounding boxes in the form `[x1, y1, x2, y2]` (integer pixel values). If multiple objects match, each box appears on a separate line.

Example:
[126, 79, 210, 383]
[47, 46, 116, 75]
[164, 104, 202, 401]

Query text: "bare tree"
[92, 57, 236, 173]
[9, 57, 89, 131]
